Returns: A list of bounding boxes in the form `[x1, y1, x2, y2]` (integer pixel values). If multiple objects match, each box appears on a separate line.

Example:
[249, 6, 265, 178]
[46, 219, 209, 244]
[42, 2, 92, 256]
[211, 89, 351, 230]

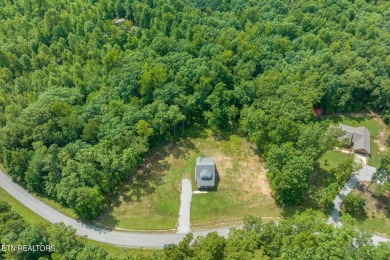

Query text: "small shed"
[113, 18, 126, 25]
[314, 108, 323, 118]
[195, 157, 215, 189]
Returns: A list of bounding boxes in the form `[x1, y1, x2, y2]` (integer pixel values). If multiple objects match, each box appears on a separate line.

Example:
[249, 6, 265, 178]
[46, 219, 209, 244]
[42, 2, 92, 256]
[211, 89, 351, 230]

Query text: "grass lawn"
[189, 131, 279, 227]
[318, 150, 352, 171]
[325, 115, 380, 137]
[324, 114, 385, 167]
[96, 127, 279, 230]
[355, 214, 390, 237]
[368, 138, 382, 168]
[86, 240, 161, 259]
[94, 140, 190, 230]
[318, 114, 390, 238]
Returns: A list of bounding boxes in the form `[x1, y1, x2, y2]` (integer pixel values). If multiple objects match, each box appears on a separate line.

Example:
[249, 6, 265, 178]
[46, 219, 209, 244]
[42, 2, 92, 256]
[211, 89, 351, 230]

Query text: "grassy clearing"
[86, 240, 161, 258]
[97, 127, 278, 230]
[325, 115, 379, 137]
[368, 138, 382, 168]
[94, 140, 191, 230]
[324, 114, 384, 167]
[318, 150, 351, 171]
[318, 115, 390, 238]
[356, 215, 390, 237]
[189, 130, 279, 226]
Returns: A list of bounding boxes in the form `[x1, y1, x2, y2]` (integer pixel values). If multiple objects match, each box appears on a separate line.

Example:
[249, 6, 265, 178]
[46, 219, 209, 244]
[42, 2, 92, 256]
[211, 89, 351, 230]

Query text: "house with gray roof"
[338, 124, 371, 156]
[195, 157, 215, 189]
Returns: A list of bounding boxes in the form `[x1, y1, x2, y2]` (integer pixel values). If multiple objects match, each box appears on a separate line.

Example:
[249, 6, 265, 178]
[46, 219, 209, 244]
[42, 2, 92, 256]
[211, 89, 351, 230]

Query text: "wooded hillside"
[0, 0, 389, 218]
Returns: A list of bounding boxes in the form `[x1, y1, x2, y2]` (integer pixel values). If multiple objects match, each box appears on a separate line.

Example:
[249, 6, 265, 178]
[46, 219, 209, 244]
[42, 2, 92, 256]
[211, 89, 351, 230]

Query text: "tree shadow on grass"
[280, 200, 323, 219]
[325, 115, 368, 125]
[357, 182, 389, 218]
[372, 193, 390, 218]
[121, 146, 174, 203]
[209, 128, 238, 142]
[172, 138, 197, 160]
[94, 148, 172, 229]
[343, 209, 369, 224]
[175, 122, 209, 141]
[95, 139, 197, 228]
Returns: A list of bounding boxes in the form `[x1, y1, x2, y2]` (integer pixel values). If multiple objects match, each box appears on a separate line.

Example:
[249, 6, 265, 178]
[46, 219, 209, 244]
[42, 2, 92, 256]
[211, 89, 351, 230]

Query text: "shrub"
[342, 193, 366, 214]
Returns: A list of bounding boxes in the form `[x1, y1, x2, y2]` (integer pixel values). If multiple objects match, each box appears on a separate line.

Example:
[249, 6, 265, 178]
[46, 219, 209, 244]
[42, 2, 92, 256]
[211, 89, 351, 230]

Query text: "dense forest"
[0, 0, 389, 218]
[162, 210, 390, 260]
[1, 202, 389, 260]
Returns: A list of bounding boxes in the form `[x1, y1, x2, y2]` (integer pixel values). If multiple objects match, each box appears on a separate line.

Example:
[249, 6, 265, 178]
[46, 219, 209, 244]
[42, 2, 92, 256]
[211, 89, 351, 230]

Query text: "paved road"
[1, 169, 388, 247]
[177, 179, 192, 233]
[0, 170, 231, 248]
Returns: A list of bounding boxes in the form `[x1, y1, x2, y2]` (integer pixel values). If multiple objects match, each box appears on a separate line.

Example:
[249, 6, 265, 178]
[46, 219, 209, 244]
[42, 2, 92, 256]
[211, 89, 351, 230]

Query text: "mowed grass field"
[189, 130, 279, 227]
[318, 150, 352, 171]
[96, 127, 279, 230]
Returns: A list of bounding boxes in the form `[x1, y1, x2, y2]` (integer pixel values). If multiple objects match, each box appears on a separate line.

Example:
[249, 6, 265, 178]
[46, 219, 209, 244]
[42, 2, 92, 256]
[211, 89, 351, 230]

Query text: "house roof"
[339, 124, 370, 154]
[196, 157, 214, 166]
[195, 157, 215, 188]
[200, 169, 212, 179]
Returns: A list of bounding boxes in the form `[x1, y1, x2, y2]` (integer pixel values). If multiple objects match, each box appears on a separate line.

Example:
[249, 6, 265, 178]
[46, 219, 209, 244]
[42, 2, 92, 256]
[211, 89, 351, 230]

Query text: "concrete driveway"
[177, 179, 192, 233]
[328, 164, 377, 226]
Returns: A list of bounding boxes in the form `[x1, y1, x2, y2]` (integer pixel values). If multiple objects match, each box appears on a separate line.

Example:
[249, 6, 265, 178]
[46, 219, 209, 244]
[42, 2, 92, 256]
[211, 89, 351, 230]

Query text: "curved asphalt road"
[0, 170, 231, 248]
[0, 169, 388, 247]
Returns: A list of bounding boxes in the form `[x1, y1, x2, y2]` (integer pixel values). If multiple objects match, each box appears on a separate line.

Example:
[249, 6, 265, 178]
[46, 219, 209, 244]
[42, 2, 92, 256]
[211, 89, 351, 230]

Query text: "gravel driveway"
[177, 179, 192, 233]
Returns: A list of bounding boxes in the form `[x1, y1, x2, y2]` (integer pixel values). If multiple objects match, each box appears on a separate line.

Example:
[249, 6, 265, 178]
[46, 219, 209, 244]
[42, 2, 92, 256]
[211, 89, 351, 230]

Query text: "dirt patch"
[373, 114, 388, 152]
[355, 182, 389, 215]
[194, 137, 272, 198]
[238, 157, 271, 196]
[374, 139, 386, 152]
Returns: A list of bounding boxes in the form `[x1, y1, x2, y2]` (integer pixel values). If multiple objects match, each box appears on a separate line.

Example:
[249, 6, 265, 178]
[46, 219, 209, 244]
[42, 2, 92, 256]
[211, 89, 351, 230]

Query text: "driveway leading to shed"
[177, 179, 192, 233]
